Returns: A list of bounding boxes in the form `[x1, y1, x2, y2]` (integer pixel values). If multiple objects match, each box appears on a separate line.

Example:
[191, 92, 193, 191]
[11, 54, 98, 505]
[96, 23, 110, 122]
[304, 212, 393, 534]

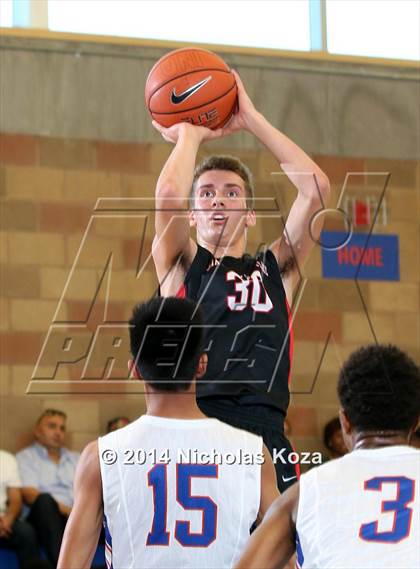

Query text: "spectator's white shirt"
[0, 450, 22, 514]
[16, 443, 79, 508]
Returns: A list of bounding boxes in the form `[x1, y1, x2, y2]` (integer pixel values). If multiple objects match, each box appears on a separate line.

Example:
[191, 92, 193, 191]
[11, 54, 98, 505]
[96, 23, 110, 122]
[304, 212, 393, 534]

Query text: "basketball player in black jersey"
[152, 70, 330, 492]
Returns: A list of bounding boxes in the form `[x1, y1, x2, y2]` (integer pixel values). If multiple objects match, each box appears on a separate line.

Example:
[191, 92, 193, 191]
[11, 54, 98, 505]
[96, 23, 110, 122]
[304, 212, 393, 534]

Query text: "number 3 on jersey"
[359, 476, 415, 543]
[147, 463, 218, 547]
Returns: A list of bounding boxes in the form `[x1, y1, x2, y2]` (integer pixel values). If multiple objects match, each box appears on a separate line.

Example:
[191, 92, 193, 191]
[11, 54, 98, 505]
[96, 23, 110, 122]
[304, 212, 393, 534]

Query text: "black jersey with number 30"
[177, 245, 293, 414]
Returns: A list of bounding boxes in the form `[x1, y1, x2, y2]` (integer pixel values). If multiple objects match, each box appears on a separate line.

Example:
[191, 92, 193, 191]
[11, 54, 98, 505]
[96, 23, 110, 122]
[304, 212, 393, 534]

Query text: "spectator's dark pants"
[0, 519, 40, 568]
[27, 494, 67, 565]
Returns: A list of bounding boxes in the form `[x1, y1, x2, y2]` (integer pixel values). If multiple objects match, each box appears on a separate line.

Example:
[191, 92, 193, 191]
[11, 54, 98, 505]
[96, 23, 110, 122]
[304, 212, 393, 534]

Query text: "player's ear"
[189, 209, 197, 227]
[245, 208, 256, 228]
[195, 353, 208, 378]
[338, 408, 350, 434]
[338, 408, 353, 452]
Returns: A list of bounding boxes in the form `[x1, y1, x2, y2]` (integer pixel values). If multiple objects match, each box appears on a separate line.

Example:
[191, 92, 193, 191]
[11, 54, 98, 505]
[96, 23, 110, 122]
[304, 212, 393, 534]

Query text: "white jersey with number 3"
[98, 415, 262, 569]
[296, 446, 420, 569]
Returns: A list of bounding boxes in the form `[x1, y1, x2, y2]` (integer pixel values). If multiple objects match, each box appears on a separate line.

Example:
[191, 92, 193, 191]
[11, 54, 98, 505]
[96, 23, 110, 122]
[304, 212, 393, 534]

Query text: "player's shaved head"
[129, 297, 204, 392]
[338, 344, 420, 433]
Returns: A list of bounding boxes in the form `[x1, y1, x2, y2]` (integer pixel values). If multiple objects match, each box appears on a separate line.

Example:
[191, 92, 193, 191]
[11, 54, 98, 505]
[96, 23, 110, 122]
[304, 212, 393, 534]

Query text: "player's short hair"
[191, 155, 255, 208]
[338, 344, 420, 433]
[129, 297, 204, 392]
[36, 409, 67, 426]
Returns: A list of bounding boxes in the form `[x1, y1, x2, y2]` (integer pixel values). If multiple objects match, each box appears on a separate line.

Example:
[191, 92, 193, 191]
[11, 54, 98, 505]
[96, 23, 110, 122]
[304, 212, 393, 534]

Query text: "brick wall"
[1, 132, 419, 460]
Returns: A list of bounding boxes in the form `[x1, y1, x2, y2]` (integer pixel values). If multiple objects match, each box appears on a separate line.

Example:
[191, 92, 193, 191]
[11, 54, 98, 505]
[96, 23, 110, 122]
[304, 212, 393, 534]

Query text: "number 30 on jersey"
[226, 270, 273, 313]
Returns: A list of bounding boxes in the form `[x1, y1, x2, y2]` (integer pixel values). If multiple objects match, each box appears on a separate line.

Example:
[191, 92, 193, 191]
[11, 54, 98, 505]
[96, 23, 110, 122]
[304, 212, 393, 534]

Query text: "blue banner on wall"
[321, 231, 400, 281]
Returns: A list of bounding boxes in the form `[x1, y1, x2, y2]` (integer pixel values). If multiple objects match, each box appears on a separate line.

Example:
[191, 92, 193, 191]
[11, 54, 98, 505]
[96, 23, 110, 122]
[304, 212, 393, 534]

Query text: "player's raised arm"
[152, 121, 224, 286]
[235, 483, 299, 569]
[221, 71, 331, 301]
[57, 441, 103, 569]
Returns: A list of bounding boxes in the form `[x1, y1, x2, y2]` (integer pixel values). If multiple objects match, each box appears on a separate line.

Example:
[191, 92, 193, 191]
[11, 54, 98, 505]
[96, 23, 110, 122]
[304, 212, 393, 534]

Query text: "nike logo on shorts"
[282, 475, 297, 483]
[171, 76, 212, 104]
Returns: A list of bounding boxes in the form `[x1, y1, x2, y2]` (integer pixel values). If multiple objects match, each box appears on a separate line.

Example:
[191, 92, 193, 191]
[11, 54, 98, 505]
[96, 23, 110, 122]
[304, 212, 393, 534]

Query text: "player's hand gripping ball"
[145, 48, 238, 130]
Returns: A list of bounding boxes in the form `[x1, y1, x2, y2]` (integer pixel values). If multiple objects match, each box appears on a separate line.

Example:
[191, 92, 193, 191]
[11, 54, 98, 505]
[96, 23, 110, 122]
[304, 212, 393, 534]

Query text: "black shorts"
[197, 397, 300, 493]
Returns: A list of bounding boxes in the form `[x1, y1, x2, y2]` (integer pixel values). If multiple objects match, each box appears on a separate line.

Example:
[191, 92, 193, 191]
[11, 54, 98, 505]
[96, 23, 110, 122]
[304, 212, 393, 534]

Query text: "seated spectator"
[323, 416, 348, 459]
[106, 416, 130, 433]
[0, 449, 43, 568]
[16, 409, 79, 566]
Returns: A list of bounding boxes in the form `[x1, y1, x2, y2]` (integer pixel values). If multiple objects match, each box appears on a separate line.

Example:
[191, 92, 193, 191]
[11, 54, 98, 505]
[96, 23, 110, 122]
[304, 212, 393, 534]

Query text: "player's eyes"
[202, 190, 214, 198]
[227, 191, 238, 198]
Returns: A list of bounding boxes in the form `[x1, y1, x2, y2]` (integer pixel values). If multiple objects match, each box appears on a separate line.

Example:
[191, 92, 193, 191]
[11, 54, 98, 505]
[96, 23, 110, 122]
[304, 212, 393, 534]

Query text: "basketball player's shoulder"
[352, 444, 420, 463]
[302, 446, 420, 484]
[255, 248, 282, 278]
[379, 445, 420, 468]
[394, 445, 420, 456]
[301, 453, 351, 485]
[256, 247, 296, 281]
[182, 243, 215, 284]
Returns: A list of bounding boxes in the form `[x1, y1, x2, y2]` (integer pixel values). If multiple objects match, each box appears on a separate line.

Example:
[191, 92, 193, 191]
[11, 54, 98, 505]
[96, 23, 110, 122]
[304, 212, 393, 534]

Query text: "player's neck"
[198, 236, 246, 259]
[145, 392, 207, 420]
[352, 430, 410, 451]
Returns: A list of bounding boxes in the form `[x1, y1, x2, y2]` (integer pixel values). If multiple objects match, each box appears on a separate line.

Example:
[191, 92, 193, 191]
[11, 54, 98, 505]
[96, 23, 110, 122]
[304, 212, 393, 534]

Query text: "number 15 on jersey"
[147, 463, 218, 547]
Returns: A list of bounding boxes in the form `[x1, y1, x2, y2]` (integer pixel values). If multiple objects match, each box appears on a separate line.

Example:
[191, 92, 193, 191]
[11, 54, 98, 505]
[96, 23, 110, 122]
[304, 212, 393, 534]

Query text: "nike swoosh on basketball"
[282, 475, 297, 483]
[171, 76, 212, 104]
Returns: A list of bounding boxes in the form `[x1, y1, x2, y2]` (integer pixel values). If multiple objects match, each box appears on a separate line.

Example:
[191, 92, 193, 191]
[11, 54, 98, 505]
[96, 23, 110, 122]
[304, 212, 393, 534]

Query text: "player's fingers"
[152, 122, 175, 143]
[219, 114, 241, 136]
[208, 128, 224, 139]
[214, 127, 230, 139]
[152, 120, 164, 133]
[231, 69, 245, 90]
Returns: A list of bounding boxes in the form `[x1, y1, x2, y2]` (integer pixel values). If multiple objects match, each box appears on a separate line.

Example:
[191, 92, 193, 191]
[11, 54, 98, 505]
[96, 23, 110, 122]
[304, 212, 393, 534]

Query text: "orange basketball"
[145, 48, 237, 130]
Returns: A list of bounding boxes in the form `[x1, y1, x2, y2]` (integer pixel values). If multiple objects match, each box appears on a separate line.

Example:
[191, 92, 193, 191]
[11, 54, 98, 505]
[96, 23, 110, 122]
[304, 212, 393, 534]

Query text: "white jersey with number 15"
[98, 415, 262, 569]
